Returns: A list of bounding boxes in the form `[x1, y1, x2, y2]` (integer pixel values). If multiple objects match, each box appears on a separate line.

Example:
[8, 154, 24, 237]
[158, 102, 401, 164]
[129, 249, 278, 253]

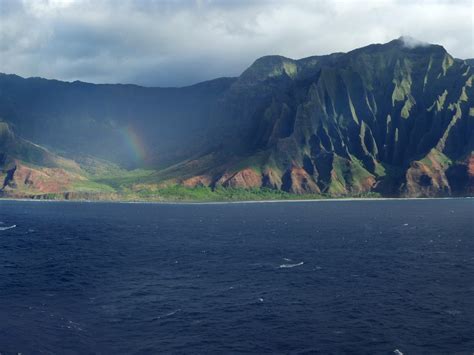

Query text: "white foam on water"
[155, 309, 181, 320]
[445, 309, 461, 316]
[0, 224, 16, 231]
[394, 350, 403, 355]
[164, 309, 181, 317]
[279, 261, 304, 269]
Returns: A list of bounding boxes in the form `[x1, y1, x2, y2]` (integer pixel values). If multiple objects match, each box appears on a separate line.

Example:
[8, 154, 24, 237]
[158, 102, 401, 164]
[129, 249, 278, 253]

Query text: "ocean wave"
[0, 224, 16, 231]
[279, 261, 304, 269]
[154, 309, 181, 320]
[164, 309, 181, 317]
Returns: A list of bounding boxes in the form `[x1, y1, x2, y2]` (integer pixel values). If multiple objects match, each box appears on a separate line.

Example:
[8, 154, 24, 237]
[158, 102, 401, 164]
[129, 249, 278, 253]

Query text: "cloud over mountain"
[0, 0, 472, 87]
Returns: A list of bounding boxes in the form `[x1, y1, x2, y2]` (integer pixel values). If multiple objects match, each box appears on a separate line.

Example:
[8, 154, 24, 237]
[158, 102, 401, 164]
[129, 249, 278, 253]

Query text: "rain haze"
[0, 0, 473, 87]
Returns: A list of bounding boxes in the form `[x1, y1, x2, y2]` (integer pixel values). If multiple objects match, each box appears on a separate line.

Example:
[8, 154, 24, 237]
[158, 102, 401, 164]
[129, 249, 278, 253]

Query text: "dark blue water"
[0, 199, 473, 354]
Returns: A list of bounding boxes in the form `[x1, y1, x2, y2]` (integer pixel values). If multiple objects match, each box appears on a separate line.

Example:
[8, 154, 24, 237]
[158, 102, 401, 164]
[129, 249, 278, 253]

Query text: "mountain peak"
[240, 55, 298, 81]
[394, 36, 429, 47]
[241, 37, 449, 83]
[386, 36, 447, 54]
[343, 37, 448, 61]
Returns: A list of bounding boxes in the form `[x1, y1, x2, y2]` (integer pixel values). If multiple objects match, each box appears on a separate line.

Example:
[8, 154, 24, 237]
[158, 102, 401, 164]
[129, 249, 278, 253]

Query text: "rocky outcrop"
[216, 168, 262, 189]
[445, 153, 474, 196]
[402, 149, 473, 197]
[404, 161, 450, 197]
[262, 168, 282, 189]
[182, 175, 213, 188]
[1, 161, 83, 195]
[281, 167, 320, 194]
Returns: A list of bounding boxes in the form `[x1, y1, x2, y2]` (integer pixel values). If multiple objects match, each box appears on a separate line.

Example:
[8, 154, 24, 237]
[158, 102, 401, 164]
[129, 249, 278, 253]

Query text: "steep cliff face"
[0, 38, 473, 198]
[173, 38, 473, 197]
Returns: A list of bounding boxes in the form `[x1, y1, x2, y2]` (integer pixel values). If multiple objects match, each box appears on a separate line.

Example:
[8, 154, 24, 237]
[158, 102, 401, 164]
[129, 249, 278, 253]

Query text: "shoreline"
[0, 196, 471, 205]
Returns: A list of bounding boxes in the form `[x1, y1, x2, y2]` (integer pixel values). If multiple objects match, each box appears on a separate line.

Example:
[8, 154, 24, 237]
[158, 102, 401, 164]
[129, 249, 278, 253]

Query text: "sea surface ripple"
[0, 199, 473, 353]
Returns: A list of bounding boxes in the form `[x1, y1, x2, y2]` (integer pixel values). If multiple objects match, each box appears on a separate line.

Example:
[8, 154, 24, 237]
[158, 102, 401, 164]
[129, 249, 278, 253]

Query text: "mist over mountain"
[1, 38, 473, 200]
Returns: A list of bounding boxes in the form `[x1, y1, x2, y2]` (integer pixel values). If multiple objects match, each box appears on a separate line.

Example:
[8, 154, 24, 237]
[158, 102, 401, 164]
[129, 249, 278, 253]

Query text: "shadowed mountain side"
[0, 38, 473, 199]
[0, 74, 236, 168]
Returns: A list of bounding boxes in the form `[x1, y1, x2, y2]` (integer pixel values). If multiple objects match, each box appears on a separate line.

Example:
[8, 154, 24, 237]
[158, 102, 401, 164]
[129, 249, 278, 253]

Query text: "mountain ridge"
[1, 38, 473, 200]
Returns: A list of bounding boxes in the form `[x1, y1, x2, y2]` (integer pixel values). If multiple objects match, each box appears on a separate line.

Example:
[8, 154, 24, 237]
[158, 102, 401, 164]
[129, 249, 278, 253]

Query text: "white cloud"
[399, 35, 430, 48]
[0, 0, 472, 86]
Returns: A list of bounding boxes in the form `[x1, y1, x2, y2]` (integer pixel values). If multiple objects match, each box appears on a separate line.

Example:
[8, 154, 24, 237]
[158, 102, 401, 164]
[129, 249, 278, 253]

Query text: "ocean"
[0, 199, 473, 353]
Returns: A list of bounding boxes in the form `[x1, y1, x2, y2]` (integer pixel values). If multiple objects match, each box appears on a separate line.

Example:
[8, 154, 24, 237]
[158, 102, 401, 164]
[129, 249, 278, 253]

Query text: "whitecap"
[394, 350, 403, 355]
[445, 309, 461, 316]
[164, 309, 181, 317]
[279, 261, 304, 269]
[154, 309, 181, 320]
[0, 225, 16, 231]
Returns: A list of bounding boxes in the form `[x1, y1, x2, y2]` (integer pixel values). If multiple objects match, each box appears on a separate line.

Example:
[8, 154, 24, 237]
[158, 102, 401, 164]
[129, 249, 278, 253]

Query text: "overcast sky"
[0, 0, 473, 87]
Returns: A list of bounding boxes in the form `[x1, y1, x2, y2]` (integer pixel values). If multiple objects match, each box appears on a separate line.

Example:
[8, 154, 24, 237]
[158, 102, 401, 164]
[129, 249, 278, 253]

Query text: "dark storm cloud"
[0, 0, 472, 87]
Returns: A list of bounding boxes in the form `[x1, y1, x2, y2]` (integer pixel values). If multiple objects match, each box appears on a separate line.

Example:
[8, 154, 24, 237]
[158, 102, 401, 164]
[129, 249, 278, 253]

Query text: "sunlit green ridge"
[1, 38, 473, 200]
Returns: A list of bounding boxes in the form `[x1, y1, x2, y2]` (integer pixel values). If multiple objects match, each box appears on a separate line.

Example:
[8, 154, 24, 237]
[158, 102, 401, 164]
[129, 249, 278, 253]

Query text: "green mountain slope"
[0, 38, 473, 199]
[155, 38, 473, 197]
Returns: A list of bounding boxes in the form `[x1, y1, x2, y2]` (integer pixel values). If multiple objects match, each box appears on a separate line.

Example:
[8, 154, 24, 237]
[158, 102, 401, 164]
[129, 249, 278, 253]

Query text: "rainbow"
[119, 126, 147, 163]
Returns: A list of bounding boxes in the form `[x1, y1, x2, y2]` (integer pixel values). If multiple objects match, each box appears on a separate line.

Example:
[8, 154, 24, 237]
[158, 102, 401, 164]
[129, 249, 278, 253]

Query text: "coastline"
[0, 196, 471, 205]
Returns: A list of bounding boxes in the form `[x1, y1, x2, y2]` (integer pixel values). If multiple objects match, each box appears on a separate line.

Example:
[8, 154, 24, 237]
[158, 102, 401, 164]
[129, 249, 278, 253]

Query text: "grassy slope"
[18, 164, 381, 201]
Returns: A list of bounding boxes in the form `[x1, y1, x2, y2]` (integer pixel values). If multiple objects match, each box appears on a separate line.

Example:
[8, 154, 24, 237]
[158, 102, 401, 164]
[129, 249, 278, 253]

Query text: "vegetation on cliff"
[1, 38, 472, 200]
